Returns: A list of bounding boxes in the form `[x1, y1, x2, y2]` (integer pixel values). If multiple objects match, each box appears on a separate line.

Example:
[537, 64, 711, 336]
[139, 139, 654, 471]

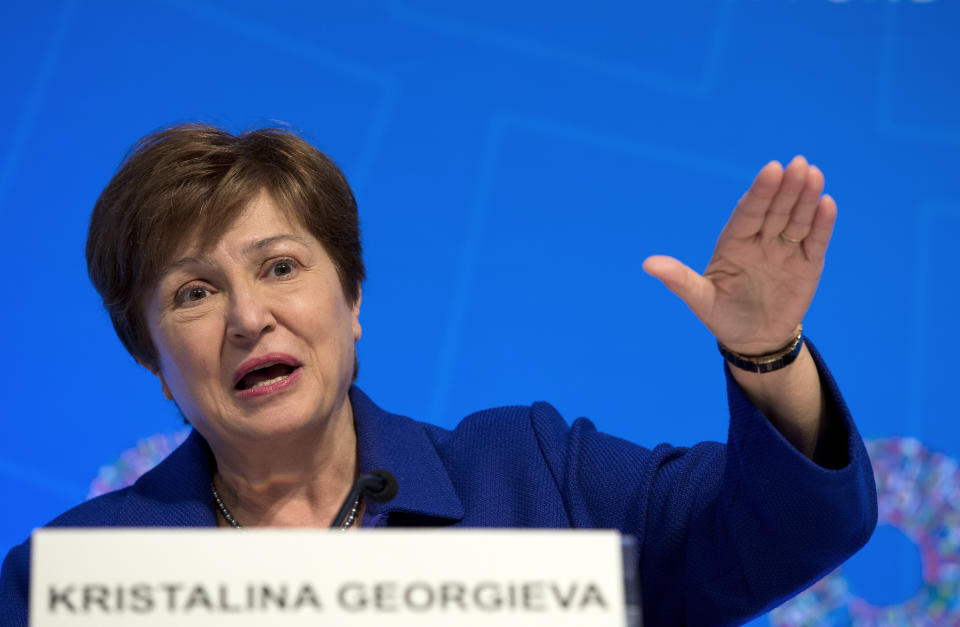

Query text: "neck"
[208, 398, 359, 528]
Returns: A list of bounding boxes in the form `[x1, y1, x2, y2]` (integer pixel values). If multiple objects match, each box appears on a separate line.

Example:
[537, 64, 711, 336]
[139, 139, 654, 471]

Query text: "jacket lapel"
[118, 429, 218, 527]
[351, 387, 464, 525]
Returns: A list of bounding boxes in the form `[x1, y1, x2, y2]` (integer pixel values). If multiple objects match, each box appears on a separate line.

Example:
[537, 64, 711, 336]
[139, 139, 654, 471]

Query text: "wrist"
[718, 324, 804, 373]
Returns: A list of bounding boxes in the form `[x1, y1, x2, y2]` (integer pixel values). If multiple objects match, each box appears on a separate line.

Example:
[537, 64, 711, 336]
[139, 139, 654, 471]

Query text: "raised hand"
[642, 156, 835, 355]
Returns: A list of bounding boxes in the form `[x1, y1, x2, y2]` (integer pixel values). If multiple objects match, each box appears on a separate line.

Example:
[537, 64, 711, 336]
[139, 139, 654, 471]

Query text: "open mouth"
[235, 363, 300, 391]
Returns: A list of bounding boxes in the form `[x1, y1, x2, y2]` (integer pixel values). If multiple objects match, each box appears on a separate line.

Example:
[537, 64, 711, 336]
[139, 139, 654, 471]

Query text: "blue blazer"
[0, 344, 877, 626]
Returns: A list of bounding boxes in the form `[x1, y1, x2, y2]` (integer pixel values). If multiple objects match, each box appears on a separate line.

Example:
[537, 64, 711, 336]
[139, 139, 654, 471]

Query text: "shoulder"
[0, 487, 134, 627]
[425, 401, 666, 485]
[1, 483, 141, 553]
[47, 488, 134, 529]
[15, 429, 215, 537]
[423, 401, 568, 445]
[0, 538, 29, 626]
[414, 398, 673, 470]
[420, 400, 616, 463]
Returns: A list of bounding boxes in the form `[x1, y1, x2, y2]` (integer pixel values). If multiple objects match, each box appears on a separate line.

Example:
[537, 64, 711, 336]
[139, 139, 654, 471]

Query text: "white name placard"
[31, 528, 631, 626]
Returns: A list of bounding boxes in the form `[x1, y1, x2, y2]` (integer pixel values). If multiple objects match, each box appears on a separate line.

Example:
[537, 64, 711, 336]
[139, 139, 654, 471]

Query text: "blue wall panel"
[2, 1, 958, 623]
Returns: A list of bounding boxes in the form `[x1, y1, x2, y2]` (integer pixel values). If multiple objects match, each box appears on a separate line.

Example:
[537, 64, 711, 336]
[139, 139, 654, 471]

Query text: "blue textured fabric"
[0, 343, 877, 626]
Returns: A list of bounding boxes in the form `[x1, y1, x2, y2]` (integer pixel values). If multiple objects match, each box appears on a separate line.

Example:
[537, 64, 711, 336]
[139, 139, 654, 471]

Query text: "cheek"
[284, 294, 356, 361]
[154, 322, 222, 389]
[283, 283, 351, 333]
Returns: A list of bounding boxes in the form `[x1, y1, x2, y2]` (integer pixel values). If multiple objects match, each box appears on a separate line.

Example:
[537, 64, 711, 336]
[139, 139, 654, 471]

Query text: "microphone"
[331, 469, 398, 528]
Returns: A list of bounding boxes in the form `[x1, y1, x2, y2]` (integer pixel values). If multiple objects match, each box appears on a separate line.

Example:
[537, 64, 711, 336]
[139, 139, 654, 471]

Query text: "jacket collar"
[122, 429, 218, 526]
[351, 386, 464, 524]
[120, 387, 463, 527]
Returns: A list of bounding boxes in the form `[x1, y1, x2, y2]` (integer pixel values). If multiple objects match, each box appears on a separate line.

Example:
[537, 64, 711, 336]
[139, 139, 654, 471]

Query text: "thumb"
[642, 255, 713, 319]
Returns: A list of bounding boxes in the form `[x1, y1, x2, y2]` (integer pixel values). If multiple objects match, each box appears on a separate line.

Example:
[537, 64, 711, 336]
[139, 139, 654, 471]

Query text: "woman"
[0, 124, 876, 625]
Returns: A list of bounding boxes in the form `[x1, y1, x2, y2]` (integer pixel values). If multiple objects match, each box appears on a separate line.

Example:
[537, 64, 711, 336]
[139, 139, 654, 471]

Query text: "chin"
[244, 404, 338, 438]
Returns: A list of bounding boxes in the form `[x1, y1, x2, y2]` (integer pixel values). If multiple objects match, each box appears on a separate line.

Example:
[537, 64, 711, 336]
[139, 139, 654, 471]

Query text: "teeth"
[251, 361, 279, 372]
[250, 374, 289, 389]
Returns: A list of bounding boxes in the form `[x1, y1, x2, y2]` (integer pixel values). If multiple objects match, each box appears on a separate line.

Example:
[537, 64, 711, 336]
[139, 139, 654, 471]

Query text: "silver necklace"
[211, 480, 361, 530]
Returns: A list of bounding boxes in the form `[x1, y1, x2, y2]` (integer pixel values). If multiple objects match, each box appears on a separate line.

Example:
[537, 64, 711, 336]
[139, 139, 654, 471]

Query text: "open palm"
[643, 156, 836, 355]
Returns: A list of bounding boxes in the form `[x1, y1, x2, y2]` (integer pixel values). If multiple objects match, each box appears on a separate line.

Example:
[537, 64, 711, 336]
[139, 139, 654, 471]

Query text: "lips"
[233, 354, 303, 393]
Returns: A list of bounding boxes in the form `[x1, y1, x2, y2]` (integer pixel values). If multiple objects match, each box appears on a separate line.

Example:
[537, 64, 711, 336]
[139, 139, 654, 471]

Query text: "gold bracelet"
[717, 324, 804, 373]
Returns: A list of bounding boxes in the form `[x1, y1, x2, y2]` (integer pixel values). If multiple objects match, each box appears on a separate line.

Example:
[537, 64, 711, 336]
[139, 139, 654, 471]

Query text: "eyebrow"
[158, 234, 312, 281]
[157, 255, 211, 281]
[242, 234, 311, 256]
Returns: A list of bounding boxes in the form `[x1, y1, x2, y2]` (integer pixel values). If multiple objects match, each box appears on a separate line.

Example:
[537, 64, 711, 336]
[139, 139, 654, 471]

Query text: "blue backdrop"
[2, 1, 958, 623]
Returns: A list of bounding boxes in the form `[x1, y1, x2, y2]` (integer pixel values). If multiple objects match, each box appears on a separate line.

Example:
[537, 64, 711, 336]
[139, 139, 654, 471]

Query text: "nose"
[225, 283, 276, 343]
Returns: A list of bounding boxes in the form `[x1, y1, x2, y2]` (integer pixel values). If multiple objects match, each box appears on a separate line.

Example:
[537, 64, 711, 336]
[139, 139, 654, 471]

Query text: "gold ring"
[779, 232, 803, 244]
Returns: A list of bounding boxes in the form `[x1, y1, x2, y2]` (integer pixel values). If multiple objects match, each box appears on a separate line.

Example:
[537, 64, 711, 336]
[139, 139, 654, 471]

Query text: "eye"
[264, 258, 298, 279]
[175, 284, 212, 306]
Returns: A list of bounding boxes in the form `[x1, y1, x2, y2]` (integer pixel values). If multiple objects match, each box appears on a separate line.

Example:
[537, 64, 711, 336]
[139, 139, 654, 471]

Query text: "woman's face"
[144, 190, 361, 447]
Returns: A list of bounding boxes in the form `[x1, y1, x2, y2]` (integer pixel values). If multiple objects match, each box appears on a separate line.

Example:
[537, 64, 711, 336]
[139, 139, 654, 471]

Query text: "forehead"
[217, 191, 305, 242]
[165, 190, 310, 263]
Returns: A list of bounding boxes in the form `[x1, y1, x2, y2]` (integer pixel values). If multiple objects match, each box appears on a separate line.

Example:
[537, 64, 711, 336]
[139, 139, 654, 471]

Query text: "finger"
[761, 155, 810, 239]
[802, 194, 837, 262]
[724, 160, 784, 239]
[780, 165, 825, 242]
[642, 255, 715, 320]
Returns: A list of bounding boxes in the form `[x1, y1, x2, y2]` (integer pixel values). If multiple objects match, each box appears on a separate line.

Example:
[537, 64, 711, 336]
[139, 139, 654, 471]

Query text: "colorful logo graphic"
[88, 429, 191, 498]
[771, 438, 960, 625]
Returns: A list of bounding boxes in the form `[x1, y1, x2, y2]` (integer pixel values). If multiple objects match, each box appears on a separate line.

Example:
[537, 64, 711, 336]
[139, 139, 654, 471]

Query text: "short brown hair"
[86, 123, 364, 370]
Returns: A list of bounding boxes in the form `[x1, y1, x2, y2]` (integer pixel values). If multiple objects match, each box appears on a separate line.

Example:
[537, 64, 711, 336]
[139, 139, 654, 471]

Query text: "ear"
[352, 284, 362, 342]
[136, 357, 174, 401]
